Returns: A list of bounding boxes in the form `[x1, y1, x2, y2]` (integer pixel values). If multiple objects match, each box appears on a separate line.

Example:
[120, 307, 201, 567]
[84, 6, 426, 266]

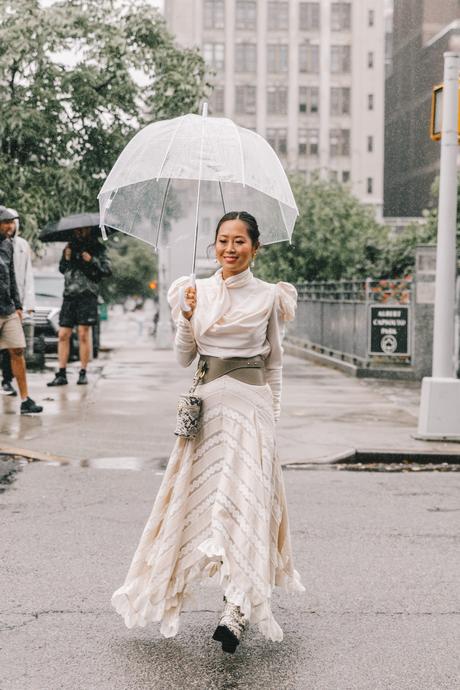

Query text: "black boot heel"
[212, 624, 239, 654]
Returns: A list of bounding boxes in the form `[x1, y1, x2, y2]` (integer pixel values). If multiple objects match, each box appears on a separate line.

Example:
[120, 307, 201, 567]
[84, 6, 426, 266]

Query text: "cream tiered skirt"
[111, 375, 304, 641]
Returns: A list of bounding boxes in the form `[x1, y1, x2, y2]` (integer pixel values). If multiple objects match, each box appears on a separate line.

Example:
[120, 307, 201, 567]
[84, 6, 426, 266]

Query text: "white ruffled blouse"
[167, 267, 297, 421]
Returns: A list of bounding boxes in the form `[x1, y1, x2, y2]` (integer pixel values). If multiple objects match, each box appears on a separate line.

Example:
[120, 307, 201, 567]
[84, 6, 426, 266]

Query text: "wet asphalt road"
[1, 458, 460, 690]
[1, 316, 460, 689]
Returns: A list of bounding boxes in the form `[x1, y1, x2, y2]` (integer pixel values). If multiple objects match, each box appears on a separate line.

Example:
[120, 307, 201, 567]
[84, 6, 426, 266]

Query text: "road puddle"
[81, 456, 166, 472]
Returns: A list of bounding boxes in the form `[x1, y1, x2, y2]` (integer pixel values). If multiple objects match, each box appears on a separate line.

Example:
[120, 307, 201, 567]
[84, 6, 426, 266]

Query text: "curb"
[283, 447, 460, 468]
[0, 446, 70, 464]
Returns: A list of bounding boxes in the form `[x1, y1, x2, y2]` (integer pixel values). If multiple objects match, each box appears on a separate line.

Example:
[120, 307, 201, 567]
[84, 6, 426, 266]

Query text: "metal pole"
[417, 52, 460, 440]
[155, 245, 172, 349]
[432, 52, 460, 377]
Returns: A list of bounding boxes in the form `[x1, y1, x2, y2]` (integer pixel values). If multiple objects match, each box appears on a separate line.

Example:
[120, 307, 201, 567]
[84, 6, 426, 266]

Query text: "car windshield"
[34, 275, 64, 299]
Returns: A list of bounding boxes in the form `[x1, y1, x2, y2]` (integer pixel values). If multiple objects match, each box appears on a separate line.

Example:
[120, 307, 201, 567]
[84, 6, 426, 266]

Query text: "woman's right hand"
[181, 286, 197, 320]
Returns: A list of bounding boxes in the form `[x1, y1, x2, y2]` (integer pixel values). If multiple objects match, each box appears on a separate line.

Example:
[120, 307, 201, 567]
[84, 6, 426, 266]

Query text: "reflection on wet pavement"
[81, 456, 166, 472]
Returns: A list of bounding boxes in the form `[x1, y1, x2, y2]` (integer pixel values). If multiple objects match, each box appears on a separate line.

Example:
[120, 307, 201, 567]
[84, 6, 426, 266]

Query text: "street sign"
[368, 305, 410, 356]
[430, 82, 460, 141]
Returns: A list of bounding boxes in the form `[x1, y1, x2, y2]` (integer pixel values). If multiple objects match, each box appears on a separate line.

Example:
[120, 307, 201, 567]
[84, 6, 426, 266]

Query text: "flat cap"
[0, 206, 19, 222]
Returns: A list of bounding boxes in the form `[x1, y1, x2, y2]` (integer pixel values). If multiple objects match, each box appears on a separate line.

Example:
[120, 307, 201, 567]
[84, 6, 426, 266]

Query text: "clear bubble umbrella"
[98, 104, 298, 304]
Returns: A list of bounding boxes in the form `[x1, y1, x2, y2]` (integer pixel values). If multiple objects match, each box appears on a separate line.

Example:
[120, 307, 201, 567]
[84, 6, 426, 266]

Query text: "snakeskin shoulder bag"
[174, 360, 207, 438]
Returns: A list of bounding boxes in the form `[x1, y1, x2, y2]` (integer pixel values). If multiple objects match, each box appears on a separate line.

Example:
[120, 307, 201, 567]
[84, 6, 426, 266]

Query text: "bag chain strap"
[189, 359, 207, 395]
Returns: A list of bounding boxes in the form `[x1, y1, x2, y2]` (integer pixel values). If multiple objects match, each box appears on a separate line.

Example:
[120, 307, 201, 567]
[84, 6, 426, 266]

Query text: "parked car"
[33, 273, 101, 359]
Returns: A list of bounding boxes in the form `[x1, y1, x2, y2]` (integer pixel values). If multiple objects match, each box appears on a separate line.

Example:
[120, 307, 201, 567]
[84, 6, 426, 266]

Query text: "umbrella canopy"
[98, 109, 298, 276]
[40, 212, 109, 242]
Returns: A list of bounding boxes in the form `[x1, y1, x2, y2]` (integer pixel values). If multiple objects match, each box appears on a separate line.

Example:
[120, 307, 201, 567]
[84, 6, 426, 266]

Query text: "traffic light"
[149, 280, 157, 290]
[430, 82, 460, 141]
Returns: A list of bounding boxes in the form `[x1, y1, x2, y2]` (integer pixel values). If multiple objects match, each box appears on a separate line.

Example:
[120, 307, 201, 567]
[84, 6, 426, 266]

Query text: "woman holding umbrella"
[111, 210, 304, 653]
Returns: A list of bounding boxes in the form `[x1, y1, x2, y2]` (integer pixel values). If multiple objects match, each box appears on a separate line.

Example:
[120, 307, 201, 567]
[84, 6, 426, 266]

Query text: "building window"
[235, 0, 256, 30]
[235, 85, 256, 114]
[209, 86, 225, 114]
[204, 0, 225, 30]
[368, 51, 374, 68]
[368, 9, 375, 27]
[367, 135, 374, 152]
[203, 43, 225, 70]
[298, 128, 319, 155]
[268, 2, 289, 30]
[330, 87, 350, 115]
[267, 128, 287, 155]
[299, 2, 320, 30]
[367, 177, 373, 194]
[267, 44, 289, 72]
[235, 43, 257, 72]
[368, 93, 374, 110]
[330, 45, 351, 73]
[329, 128, 350, 156]
[299, 86, 319, 113]
[342, 170, 350, 183]
[331, 3, 351, 31]
[267, 86, 288, 114]
[329, 170, 338, 181]
[299, 44, 319, 73]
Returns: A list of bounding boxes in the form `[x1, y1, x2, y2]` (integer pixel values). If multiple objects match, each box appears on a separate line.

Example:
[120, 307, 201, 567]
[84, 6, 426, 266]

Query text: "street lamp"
[418, 52, 460, 440]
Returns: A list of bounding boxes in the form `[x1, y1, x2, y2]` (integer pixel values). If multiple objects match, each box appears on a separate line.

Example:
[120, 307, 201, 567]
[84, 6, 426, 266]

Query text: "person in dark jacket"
[0, 207, 42, 414]
[47, 227, 112, 386]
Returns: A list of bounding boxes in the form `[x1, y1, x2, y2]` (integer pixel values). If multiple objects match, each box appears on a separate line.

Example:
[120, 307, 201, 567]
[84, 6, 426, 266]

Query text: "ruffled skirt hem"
[111, 534, 305, 641]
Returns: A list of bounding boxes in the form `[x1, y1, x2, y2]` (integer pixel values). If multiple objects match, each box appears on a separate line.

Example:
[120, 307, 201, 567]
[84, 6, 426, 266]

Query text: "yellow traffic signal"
[430, 82, 460, 141]
[149, 280, 158, 290]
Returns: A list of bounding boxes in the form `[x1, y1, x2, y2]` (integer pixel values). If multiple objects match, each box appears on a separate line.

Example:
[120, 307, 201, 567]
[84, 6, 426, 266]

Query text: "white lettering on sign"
[381, 327, 397, 334]
[378, 310, 401, 317]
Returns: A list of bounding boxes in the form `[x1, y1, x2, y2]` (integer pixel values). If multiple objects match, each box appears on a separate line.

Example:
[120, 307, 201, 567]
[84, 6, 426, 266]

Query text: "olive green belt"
[197, 354, 266, 386]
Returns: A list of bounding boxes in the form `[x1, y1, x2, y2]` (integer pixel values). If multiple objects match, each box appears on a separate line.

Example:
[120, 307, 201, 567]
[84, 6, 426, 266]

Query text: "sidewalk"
[1, 317, 460, 465]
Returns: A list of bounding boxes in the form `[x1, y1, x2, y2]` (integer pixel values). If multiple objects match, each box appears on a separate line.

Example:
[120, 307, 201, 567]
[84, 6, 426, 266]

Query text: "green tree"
[0, 0, 209, 246]
[255, 175, 388, 283]
[101, 235, 157, 304]
[380, 174, 460, 278]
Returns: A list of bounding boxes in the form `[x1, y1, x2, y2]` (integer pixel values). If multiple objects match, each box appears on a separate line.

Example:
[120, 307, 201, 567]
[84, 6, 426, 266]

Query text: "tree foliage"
[101, 235, 157, 304]
[380, 174, 460, 278]
[255, 176, 388, 283]
[0, 0, 209, 247]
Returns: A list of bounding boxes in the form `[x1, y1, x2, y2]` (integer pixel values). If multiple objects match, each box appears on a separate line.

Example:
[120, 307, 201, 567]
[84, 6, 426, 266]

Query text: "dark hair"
[213, 211, 260, 248]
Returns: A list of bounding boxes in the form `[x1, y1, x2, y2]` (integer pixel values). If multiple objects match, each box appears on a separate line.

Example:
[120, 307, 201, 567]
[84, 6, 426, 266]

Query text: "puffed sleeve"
[265, 282, 298, 421]
[167, 276, 197, 367]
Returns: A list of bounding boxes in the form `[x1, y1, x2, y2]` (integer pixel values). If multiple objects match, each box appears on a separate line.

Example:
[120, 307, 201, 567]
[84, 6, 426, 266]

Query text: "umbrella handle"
[179, 274, 196, 314]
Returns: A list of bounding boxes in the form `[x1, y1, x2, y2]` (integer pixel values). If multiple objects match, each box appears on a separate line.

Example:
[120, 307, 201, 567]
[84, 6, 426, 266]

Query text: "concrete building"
[384, 1, 460, 217]
[164, 0, 385, 216]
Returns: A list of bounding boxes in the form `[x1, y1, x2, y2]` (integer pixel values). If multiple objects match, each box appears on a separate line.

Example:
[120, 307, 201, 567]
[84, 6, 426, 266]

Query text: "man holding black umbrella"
[47, 226, 111, 387]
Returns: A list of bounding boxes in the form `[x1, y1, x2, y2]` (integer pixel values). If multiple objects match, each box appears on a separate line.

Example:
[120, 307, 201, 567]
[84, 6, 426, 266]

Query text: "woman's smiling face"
[215, 219, 255, 278]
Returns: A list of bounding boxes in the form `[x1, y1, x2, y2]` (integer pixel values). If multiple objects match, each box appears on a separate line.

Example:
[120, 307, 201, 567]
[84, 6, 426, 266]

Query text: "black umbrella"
[39, 212, 114, 242]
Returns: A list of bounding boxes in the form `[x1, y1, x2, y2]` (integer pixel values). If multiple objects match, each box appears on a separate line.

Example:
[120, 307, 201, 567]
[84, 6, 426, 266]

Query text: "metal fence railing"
[288, 278, 413, 366]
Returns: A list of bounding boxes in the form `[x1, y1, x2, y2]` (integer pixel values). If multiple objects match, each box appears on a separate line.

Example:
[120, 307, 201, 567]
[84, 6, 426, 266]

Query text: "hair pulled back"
[214, 211, 260, 248]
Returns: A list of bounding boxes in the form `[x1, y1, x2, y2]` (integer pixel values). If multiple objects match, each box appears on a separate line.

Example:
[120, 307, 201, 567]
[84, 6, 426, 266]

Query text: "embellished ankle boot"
[212, 599, 248, 654]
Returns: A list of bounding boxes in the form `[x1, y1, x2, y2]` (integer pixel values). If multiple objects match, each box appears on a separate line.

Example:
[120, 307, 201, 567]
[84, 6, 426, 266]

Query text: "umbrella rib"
[155, 178, 172, 249]
[230, 119, 245, 187]
[277, 199, 290, 243]
[218, 181, 226, 214]
[155, 116, 186, 181]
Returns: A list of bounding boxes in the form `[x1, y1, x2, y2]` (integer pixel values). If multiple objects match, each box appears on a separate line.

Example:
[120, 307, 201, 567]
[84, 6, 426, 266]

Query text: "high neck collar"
[214, 266, 253, 288]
